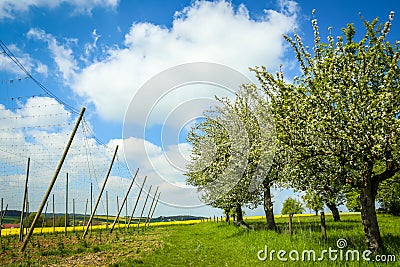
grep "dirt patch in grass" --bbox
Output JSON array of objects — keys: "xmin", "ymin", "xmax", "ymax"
[{"xmin": 0, "ymin": 227, "xmax": 170, "ymax": 266}]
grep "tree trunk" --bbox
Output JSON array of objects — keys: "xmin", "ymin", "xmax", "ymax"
[
  {"xmin": 326, "ymin": 202, "xmax": 341, "ymax": 222},
  {"xmin": 225, "ymin": 209, "xmax": 230, "ymax": 224},
  {"xmin": 315, "ymin": 210, "xmax": 318, "ymax": 216},
  {"xmin": 235, "ymin": 204, "xmax": 249, "ymax": 229},
  {"xmin": 360, "ymin": 171, "xmax": 383, "ymax": 253},
  {"xmin": 263, "ymin": 183, "xmax": 277, "ymax": 231},
  {"xmin": 236, "ymin": 204, "xmax": 243, "ymax": 222}
]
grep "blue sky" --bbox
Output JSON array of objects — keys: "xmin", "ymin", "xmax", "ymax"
[{"xmin": 0, "ymin": 0, "xmax": 399, "ymax": 217}]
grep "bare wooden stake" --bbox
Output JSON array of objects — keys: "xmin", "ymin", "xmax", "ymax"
[
  {"xmin": 127, "ymin": 176, "xmax": 147, "ymax": 228},
  {"xmin": 90, "ymin": 182, "xmax": 93, "ymax": 234},
  {"xmin": 25, "ymin": 200, "xmax": 29, "ymax": 235},
  {"xmin": 109, "ymin": 168, "xmax": 139, "ymax": 234},
  {"xmin": 125, "ymin": 197, "xmax": 128, "ymax": 230},
  {"xmin": 65, "ymin": 173, "xmax": 68, "ymax": 235},
  {"xmin": 52, "ymin": 194, "xmax": 55, "ymax": 234},
  {"xmin": 21, "ymin": 107, "xmax": 85, "ymax": 252},
  {"xmin": 40, "ymin": 202, "xmax": 48, "ymax": 234},
  {"xmin": 0, "ymin": 198, "xmax": 3, "ymax": 240},
  {"xmin": 19, "ymin": 157, "xmax": 30, "ymax": 242},
  {"xmin": 83, "ymin": 145, "xmax": 119, "ymax": 238},
  {"xmin": 321, "ymin": 211, "xmax": 327, "ymax": 242},
  {"xmin": 137, "ymin": 185, "xmax": 152, "ymax": 229},
  {"xmin": 289, "ymin": 213, "xmax": 293, "ymax": 237},
  {"xmin": 144, "ymin": 186, "xmax": 159, "ymax": 227},
  {"xmin": 116, "ymin": 196, "xmax": 120, "ymax": 229},
  {"xmin": 73, "ymin": 198, "xmax": 75, "ymax": 233},
  {"xmin": 146, "ymin": 192, "xmax": 161, "ymax": 228},
  {"xmin": 106, "ymin": 191, "xmax": 109, "ymax": 231},
  {"xmin": 83, "ymin": 199, "xmax": 88, "ymax": 231}
]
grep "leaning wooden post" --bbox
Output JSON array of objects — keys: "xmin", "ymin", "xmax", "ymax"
[
  {"xmin": 137, "ymin": 185, "xmax": 152, "ymax": 229},
  {"xmin": 21, "ymin": 107, "xmax": 85, "ymax": 252},
  {"xmin": 321, "ymin": 211, "xmax": 327, "ymax": 242},
  {"xmin": 146, "ymin": 192, "xmax": 161, "ymax": 227},
  {"xmin": 19, "ymin": 157, "xmax": 30, "ymax": 242},
  {"xmin": 288, "ymin": 213, "xmax": 293, "ymax": 237},
  {"xmin": 82, "ymin": 146, "xmax": 118, "ymax": 238},
  {"xmin": 65, "ymin": 173, "xmax": 68, "ymax": 235},
  {"xmin": 144, "ymin": 186, "xmax": 159, "ymax": 227},
  {"xmin": 108, "ymin": 168, "xmax": 139, "ymax": 234},
  {"xmin": 127, "ymin": 176, "xmax": 147, "ymax": 228}
]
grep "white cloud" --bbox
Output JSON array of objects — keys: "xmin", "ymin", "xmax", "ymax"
[
  {"xmin": 0, "ymin": 97, "xmax": 132, "ymax": 214},
  {"xmin": 0, "ymin": 0, "xmax": 119, "ymax": 19},
  {"xmin": 0, "ymin": 43, "xmax": 48, "ymax": 77},
  {"xmin": 72, "ymin": 0, "xmax": 299, "ymax": 122},
  {"xmin": 27, "ymin": 28, "xmax": 78, "ymax": 82}
]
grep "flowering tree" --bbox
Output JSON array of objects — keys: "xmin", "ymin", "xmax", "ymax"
[{"xmin": 253, "ymin": 13, "xmax": 400, "ymax": 252}]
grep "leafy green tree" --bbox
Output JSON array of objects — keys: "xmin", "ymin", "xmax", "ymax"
[
  {"xmin": 345, "ymin": 189, "xmax": 361, "ymax": 212},
  {"xmin": 377, "ymin": 174, "xmax": 400, "ymax": 216},
  {"xmin": 186, "ymin": 92, "xmax": 261, "ymax": 227},
  {"xmin": 281, "ymin": 197, "xmax": 305, "ymax": 215},
  {"xmin": 302, "ymin": 190, "xmax": 324, "ymax": 215},
  {"xmin": 283, "ymin": 156, "xmax": 345, "ymax": 221},
  {"xmin": 253, "ymin": 13, "xmax": 400, "ymax": 252},
  {"xmin": 24, "ymin": 212, "xmax": 44, "ymax": 228}
]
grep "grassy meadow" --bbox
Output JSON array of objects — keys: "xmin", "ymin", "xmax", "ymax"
[{"xmin": 0, "ymin": 213, "xmax": 398, "ymax": 266}]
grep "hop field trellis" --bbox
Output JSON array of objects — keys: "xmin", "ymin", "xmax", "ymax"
[{"xmin": 0, "ymin": 41, "xmax": 158, "ymax": 242}]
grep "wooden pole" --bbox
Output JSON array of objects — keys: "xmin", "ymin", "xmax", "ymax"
[
  {"xmin": 116, "ymin": 196, "xmax": 120, "ymax": 229},
  {"xmin": 146, "ymin": 192, "xmax": 161, "ymax": 228},
  {"xmin": 21, "ymin": 107, "xmax": 85, "ymax": 252},
  {"xmin": 144, "ymin": 186, "xmax": 159, "ymax": 227},
  {"xmin": 127, "ymin": 176, "xmax": 147, "ymax": 228},
  {"xmin": 125, "ymin": 197, "xmax": 128, "ymax": 230},
  {"xmin": 321, "ymin": 211, "xmax": 327, "ymax": 242},
  {"xmin": 137, "ymin": 185, "xmax": 152, "ymax": 229},
  {"xmin": 82, "ymin": 146, "xmax": 119, "ymax": 238},
  {"xmin": 90, "ymin": 182, "xmax": 93, "ymax": 233},
  {"xmin": 83, "ymin": 199, "xmax": 88, "ymax": 231},
  {"xmin": 73, "ymin": 198, "xmax": 75, "ymax": 233},
  {"xmin": 25, "ymin": 200, "xmax": 29, "ymax": 235},
  {"xmin": 289, "ymin": 213, "xmax": 293, "ymax": 237},
  {"xmin": 106, "ymin": 191, "xmax": 109, "ymax": 231},
  {"xmin": 65, "ymin": 173, "xmax": 68, "ymax": 235},
  {"xmin": 0, "ymin": 198, "xmax": 3, "ymax": 239},
  {"xmin": 40, "ymin": 202, "xmax": 48, "ymax": 234},
  {"xmin": 109, "ymin": 168, "xmax": 139, "ymax": 234},
  {"xmin": 52, "ymin": 194, "xmax": 55, "ymax": 233},
  {"xmin": 19, "ymin": 157, "xmax": 30, "ymax": 242}
]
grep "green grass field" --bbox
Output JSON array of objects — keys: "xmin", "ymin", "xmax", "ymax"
[{"xmin": 0, "ymin": 213, "xmax": 398, "ymax": 266}]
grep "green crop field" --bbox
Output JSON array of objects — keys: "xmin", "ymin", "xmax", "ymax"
[{"xmin": 0, "ymin": 213, "xmax": 398, "ymax": 266}]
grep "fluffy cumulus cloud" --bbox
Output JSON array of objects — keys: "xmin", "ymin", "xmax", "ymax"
[
  {"xmin": 0, "ymin": 0, "xmax": 118, "ymax": 19},
  {"xmin": 72, "ymin": 0, "xmax": 299, "ymax": 122},
  {"xmin": 0, "ymin": 44, "xmax": 48, "ymax": 77},
  {"xmin": 27, "ymin": 29, "xmax": 78, "ymax": 82},
  {"xmin": 0, "ymin": 97, "xmax": 132, "ymax": 214}
]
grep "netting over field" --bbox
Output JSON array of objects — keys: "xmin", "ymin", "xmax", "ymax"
[{"xmin": 0, "ymin": 41, "xmax": 147, "ymax": 220}]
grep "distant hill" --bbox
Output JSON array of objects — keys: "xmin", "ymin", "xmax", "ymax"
[{"xmin": 153, "ymin": 215, "xmax": 205, "ymax": 222}]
